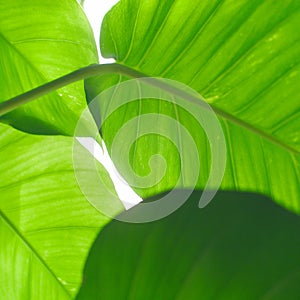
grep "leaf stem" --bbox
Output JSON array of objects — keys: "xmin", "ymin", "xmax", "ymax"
[
  {"xmin": 0, "ymin": 63, "xmax": 298, "ymax": 156},
  {"xmin": 0, "ymin": 63, "xmax": 146, "ymax": 116}
]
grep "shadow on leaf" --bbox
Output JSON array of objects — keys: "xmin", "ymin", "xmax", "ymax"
[{"xmin": 77, "ymin": 190, "xmax": 300, "ymax": 300}]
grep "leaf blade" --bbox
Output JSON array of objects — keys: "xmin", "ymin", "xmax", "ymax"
[
  {"xmin": 88, "ymin": 0, "xmax": 300, "ymax": 212},
  {"xmin": 0, "ymin": 123, "xmax": 122, "ymax": 298},
  {"xmin": 0, "ymin": 0, "xmax": 98, "ymax": 135}
]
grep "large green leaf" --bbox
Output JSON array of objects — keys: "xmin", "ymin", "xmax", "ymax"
[
  {"xmin": 85, "ymin": 0, "xmax": 300, "ymax": 213},
  {"xmin": 0, "ymin": 0, "xmax": 98, "ymax": 135},
  {"xmin": 77, "ymin": 190, "xmax": 300, "ymax": 300},
  {"xmin": 0, "ymin": 123, "xmax": 123, "ymax": 299}
]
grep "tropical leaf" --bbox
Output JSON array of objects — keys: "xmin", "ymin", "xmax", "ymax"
[
  {"xmin": 77, "ymin": 190, "xmax": 300, "ymax": 300},
  {"xmin": 0, "ymin": 123, "xmax": 123, "ymax": 299},
  {"xmin": 0, "ymin": 0, "xmax": 98, "ymax": 135},
  {"xmin": 85, "ymin": 0, "xmax": 300, "ymax": 212}
]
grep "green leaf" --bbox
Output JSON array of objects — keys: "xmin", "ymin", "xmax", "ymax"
[
  {"xmin": 0, "ymin": 123, "xmax": 123, "ymax": 299},
  {"xmin": 85, "ymin": 0, "xmax": 300, "ymax": 212},
  {"xmin": 77, "ymin": 190, "xmax": 300, "ymax": 300},
  {"xmin": 0, "ymin": 0, "xmax": 98, "ymax": 135}
]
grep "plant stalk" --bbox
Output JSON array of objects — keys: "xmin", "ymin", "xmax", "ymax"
[
  {"xmin": 0, "ymin": 63, "xmax": 146, "ymax": 116},
  {"xmin": 0, "ymin": 63, "xmax": 298, "ymax": 155}
]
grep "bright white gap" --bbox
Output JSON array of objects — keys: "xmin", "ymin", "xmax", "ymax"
[
  {"xmin": 76, "ymin": 138, "xmax": 142, "ymax": 210},
  {"xmin": 83, "ymin": 0, "xmax": 119, "ymax": 62},
  {"xmin": 79, "ymin": 0, "xmax": 142, "ymax": 209}
]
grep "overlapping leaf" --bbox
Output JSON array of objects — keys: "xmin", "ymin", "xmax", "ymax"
[
  {"xmin": 77, "ymin": 190, "xmax": 300, "ymax": 300},
  {"xmin": 0, "ymin": 123, "xmax": 123, "ymax": 299},
  {"xmin": 85, "ymin": 0, "xmax": 300, "ymax": 212},
  {"xmin": 0, "ymin": 0, "xmax": 98, "ymax": 135}
]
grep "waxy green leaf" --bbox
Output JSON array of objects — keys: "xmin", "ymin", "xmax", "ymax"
[
  {"xmin": 86, "ymin": 0, "xmax": 300, "ymax": 212},
  {"xmin": 0, "ymin": 123, "xmax": 122, "ymax": 299},
  {"xmin": 0, "ymin": 0, "xmax": 98, "ymax": 135}
]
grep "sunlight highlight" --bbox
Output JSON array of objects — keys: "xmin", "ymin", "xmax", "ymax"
[
  {"xmin": 83, "ymin": 0, "xmax": 119, "ymax": 62},
  {"xmin": 80, "ymin": 0, "xmax": 142, "ymax": 209}
]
